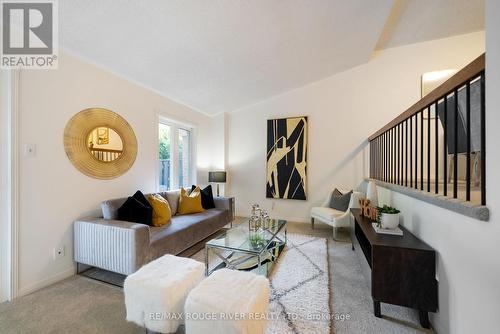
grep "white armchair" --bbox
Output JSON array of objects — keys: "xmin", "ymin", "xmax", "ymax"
[{"xmin": 310, "ymin": 190, "xmax": 364, "ymax": 240}]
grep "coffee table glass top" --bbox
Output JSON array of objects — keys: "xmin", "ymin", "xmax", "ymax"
[{"xmin": 206, "ymin": 219, "xmax": 287, "ymax": 254}]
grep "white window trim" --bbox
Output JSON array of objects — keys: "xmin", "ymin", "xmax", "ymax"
[{"xmin": 157, "ymin": 114, "xmax": 197, "ymax": 191}]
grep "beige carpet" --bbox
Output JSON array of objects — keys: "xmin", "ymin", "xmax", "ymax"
[
  {"xmin": 0, "ymin": 274, "xmax": 142, "ymax": 334},
  {"xmin": 192, "ymin": 233, "xmax": 331, "ymax": 334},
  {"xmin": 0, "ymin": 221, "xmax": 434, "ymax": 334}
]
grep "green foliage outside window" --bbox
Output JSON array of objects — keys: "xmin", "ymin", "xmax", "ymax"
[{"xmin": 159, "ymin": 126, "xmax": 170, "ymax": 160}]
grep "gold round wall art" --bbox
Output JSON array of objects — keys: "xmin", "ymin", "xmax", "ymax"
[{"xmin": 64, "ymin": 108, "xmax": 137, "ymax": 179}]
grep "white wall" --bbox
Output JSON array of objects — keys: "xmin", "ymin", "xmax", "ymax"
[
  {"xmin": 0, "ymin": 71, "xmax": 11, "ymax": 302},
  {"xmin": 376, "ymin": 2, "xmax": 499, "ymax": 333},
  {"xmin": 227, "ymin": 31, "xmax": 488, "ymax": 333},
  {"xmin": 210, "ymin": 113, "xmax": 227, "ymax": 170},
  {"xmin": 16, "ymin": 51, "xmax": 214, "ymax": 296},
  {"xmin": 208, "ymin": 113, "xmax": 228, "ymax": 195},
  {"xmin": 227, "ymin": 31, "xmax": 485, "ymax": 221}
]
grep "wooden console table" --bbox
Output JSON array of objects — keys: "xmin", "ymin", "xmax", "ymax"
[{"xmin": 350, "ymin": 208, "xmax": 438, "ymax": 328}]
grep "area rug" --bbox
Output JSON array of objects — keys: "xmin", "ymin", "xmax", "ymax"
[{"xmin": 192, "ymin": 233, "xmax": 331, "ymax": 334}]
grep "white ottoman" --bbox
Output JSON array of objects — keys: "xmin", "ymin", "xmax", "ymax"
[
  {"xmin": 124, "ymin": 254, "xmax": 205, "ymax": 333},
  {"xmin": 185, "ymin": 269, "xmax": 270, "ymax": 334}
]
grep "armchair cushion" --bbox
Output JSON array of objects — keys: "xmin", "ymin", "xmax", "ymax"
[
  {"xmin": 329, "ymin": 189, "xmax": 352, "ymax": 211},
  {"xmin": 311, "ymin": 206, "xmax": 345, "ymax": 222}
]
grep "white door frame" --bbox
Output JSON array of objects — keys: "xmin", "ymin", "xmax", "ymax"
[{"xmin": 0, "ymin": 69, "xmax": 20, "ymax": 302}]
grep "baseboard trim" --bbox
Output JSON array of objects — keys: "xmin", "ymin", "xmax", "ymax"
[{"xmin": 18, "ymin": 267, "xmax": 75, "ymax": 297}]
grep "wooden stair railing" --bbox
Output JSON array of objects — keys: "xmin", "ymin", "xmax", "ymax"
[{"xmin": 90, "ymin": 147, "xmax": 123, "ymax": 162}]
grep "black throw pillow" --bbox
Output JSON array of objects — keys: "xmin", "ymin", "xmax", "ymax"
[
  {"xmin": 132, "ymin": 190, "xmax": 152, "ymax": 209},
  {"xmin": 117, "ymin": 196, "xmax": 153, "ymax": 225},
  {"xmin": 132, "ymin": 190, "xmax": 153, "ymax": 225},
  {"xmin": 192, "ymin": 185, "xmax": 216, "ymax": 209},
  {"xmin": 329, "ymin": 188, "xmax": 353, "ymax": 212}
]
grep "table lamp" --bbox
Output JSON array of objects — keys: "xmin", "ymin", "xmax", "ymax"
[{"xmin": 208, "ymin": 171, "xmax": 226, "ymax": 197}]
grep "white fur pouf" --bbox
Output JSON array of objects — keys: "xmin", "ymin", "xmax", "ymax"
[
  {"xmin": 185, "ymin": 269, "xmax": 270, "ymax": 334},
  {"xmin": 124, "ymin": 254, "xmax": 205, "ymax": 333}
]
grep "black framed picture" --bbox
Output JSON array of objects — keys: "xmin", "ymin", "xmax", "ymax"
[{"xmin": 266, "ymin": 116, "xmax": 308, "ymax": 200}]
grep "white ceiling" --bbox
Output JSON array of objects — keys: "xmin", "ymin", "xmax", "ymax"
[
  {"xmin": 60, "ymin": 0, "xmax": 394, "ymax": 115},
  {"xmin": 375, "ymin": 0, "xmax": 484, "ymax": 50},
  {"xmin": 59, "ymin": 0, "xmax": 484, "ymax": 116}
]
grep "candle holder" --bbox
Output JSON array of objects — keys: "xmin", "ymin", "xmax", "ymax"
[
  {"xmin": 249, "ymin": 214, "xmax": 261, "ymax": 232},
  {"xmin": 260, "ymin": 210, "xmax": 270, "ymax": 230},
  {"xmin": 251, "ymin": 203, "xmax": 261, "ymax": 216}
]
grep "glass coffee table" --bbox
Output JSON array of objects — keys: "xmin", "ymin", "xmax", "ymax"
[{"xmin": 205, "ymin": 219, "xmax": 287, "ymax": 277}]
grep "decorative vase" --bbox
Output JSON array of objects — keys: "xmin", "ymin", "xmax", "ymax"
[
  {"xmin": 366, "ymin": 180, "xmax": 378, "ymax": 207},
  {"xmin": 249, "ymin": 215, "xmax": 260, "ymax": 231},
  {"xmin": 380, "ymin": 213, "xmax": 400, "ymax": 229},
  {"xmin": 260, "ymin": 209, "xmax": 270, "ymax": 229},
  {"xmin": 262, "ymin": 215, "xmax": 270, "ymax": 229},
  {"xmin": 251, "ymin": 204, "xmax": 261, "ymax": 216}
]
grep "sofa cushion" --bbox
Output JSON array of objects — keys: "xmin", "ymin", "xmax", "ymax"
[
  {"xmin": 149, "ymin": 209, "xmax": 227, "ymax": 258},
  {"xmin": 133, "ymin": 190, "xmax": 152, "ymax": 210},
  {"xmin": 147, "ymin": 194, "xmax": 172, "ymax": 227},
  {"xmin": 101, "ymin": 197, "xmax": 127, "ymax": 219},
  {"xmin": 160, "ymin": 190, "xmax": 181, "ymax": 215},
  {"xmin": 127, "ymin": 191, "xmax": 153, "ymax": 225},
  {"xmin": 118, "ymin": 197, "xmax": 153, "ymax": 226},
  {"xmin": 192, "ymin": 185, "xmax": 216, "ymax": 209},
  {"xmin": 177, "ymin": 187, "xmax": 204, "ymax": 215}
]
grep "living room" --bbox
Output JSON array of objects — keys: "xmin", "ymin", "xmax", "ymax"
[{"xmin": 1, "ymin": 1, "xmax": 499, "ymax": 334}]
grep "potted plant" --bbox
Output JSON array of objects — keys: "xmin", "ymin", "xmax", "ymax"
[
  {"xmin": 249, "ymin": 233, "xmax": 265, "ymax": 249},
  {"xmin": 376, "ymin": 205, "xmax": 401, "ymax": 229}
]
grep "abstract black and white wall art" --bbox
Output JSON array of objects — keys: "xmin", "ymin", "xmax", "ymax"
[{"xmin": 266, "ymin": 116, "xmax": 308, "ymax": 200}]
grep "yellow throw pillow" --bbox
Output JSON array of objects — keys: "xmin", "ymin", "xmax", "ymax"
[
  {"xmin": 146, "ymin": 194, "xmax": 172, "ymax": 227},
  {"xmin": 177, "ymin": 187, "xmax": 204, "ymax": 215}
]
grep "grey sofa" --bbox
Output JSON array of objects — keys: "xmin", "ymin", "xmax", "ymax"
[{"xmin": 74, "ymin": 190, "xmax": 234, "ymax": 275}]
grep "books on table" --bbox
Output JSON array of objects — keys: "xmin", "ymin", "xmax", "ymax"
[{"xmin": 372, "ymin": 223, "xmax": 403, "ymax": 236}]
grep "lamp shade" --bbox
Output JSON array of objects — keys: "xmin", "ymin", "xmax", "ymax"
[
  {"xmin": 366, "ymin": 180, "xmax": 378, "ymax": 207},
  {"xmin": 209, "ymin": 171, "xmax": 226, "ymax": 183}
]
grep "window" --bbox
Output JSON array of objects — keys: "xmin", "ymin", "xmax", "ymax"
[
  {"xmin": 158, "ymin": 119, "xmax": 194, "ymax": 191},
  {"xmin": 178, "ymin": 128, "xmax": 191, "ymax": 188},
  {"xmin": 159, "ymin": 123, "xmax": 171, "ymax": 191}
]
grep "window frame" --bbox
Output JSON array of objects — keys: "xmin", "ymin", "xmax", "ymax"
[
  {"xmin": 157, "ymin": 115, "xmax": 196, "ymax": 191},
  {"xmin": 176, "ymin": 126, "xmax": 193, "ymax": 189}
]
